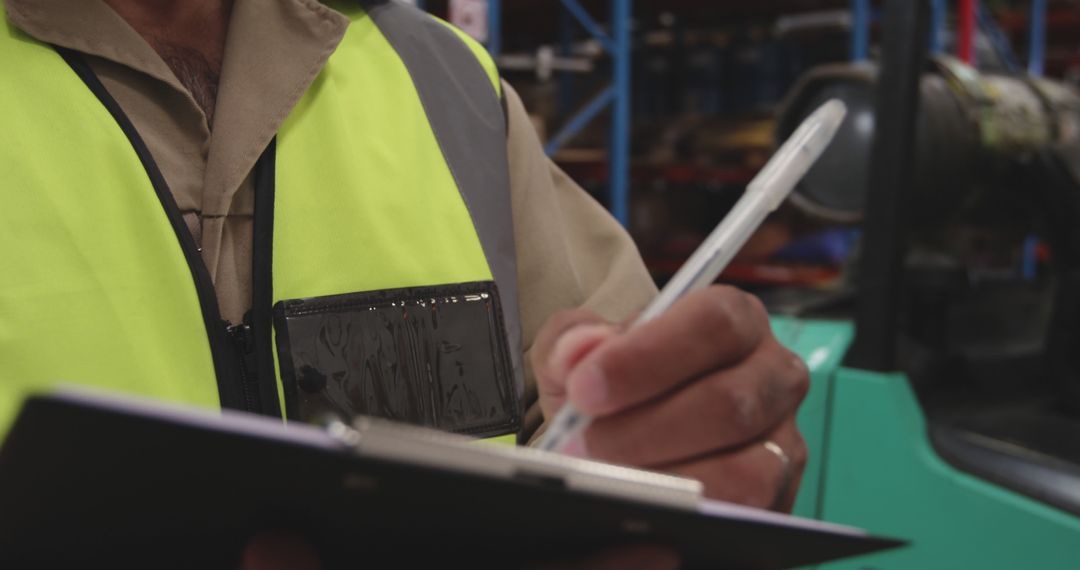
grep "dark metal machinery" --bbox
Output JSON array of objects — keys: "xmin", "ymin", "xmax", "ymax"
[
  {"xmin": 844, "ymin": 0, "xmax": 931, "ymax": 371},
  {"xmin": 776, "ymin": 4, "xmax": 1080, "ymax": 377},
  {"xmin": 775, "ymin": 0, "xmax": 1080, "ymax": 515}
]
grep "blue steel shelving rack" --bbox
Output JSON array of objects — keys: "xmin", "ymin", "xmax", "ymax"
[
  {"xmin": 1028, "ymin": 0, "xmax": 1047, "ymax": 76},
  {"xmin": 422, "ymin": 0, "xmax": 634, "ymax": 226},
  {"xmin": 422, "ymin": 1, "xmax": 1050, "ymax": 223},
  {"xmin": 540, "ymin": 0, "xmax": 632, "ymax": 226},
  {"xmin": 853, "ymin": 0, "xmax": 1048, "ymax": 74}
]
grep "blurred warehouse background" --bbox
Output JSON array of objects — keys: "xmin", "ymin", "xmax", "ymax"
[{"xmin": 404, "ymin": 3, "xmax": 1080, "ymax": 564}]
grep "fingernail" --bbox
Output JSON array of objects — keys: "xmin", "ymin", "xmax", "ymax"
[
  {"xmin": 568, "ymin": 363, "xmax": 608, "ymax": 414},
  {"xmin": 559, "ymin": 432, "xmax": 589, "ymax": 458}
]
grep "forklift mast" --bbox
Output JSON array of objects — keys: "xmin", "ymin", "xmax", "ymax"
[{"xmin": 846, "ymin": 0, "xmax": 931, "ymax": 371}]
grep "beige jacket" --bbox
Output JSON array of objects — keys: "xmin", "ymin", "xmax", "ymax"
[{"xmin": 4, "ymin": 0, "xmax": 657, "ymax": 439}]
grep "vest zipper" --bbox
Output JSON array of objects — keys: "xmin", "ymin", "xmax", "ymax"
[
  {"xmin": 226, "ymin": 316, "xmax": 262, "ymax": 413},
  {"xmin": 250, "ymin": 139, "xmax": 285, "ymax": 418},
  {"xmin": 55, "ymin": 47, "xmax": 270, "ymax": 415}
]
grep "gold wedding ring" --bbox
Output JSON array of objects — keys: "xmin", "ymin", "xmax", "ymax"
[{"xmin": 764, "ymin": 440, "xmax": 794, "ymax": 511}]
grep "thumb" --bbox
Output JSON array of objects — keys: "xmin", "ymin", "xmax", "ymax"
[{"xmin": 530, "ymin": 309, "xmax": 618, "ymax": 421}]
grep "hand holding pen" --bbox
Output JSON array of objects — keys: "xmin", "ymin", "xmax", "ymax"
[{"xmin": 530, "ymin": 100, "xmax": 848, "ymax": 510}]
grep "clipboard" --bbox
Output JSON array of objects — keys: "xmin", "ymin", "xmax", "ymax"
[{"xmin": 0, "ymin": 389, "xmax": 904, "ymax": 568}]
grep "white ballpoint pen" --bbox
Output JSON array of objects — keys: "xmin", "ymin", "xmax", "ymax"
[{"xmin": 535, "ymin": 99, "xmax": 848, "ymax": 454}]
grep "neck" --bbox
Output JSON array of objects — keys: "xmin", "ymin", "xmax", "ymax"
[
  {"xmin": 103, "ymin": 0, "xmax": 235, "ymax": 126},
  {"xmin": 103, "ymin": 0, "xmax": 227, "ymax": 30}
]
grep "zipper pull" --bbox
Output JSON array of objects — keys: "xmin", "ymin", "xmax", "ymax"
[{"xmin": 226, "ymin": 319, "xmax": 253, "ymax": 354}]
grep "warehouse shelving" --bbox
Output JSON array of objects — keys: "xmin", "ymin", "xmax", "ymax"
[
  {"xmin": 415, "ymin": 0, "xmax": 1070, "ymax": 240},
  {"xmin": 414, "ymin": 0, "xmax": 634, "ymax": 226}
]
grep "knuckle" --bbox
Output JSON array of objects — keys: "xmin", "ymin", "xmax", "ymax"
[
  {"xmin": 787, "ymin": 351, "xmax": 811, "ymax": 401},
  {"xmin": 695, "ymin": 288, "xmax": 737, "ymax": 334},
  {"xmin": 720, "ymin": 286, "xmax": 769, "ymax": 342},
  {"xmin": 728, "ymin": 286, "xmax": 769, "ymax": 329},
  {"xmin": 748, "ymin": 343, "xmax": 809, "ymax": 416},
  {"xmin": 766, "ymin": 342, "xmax": 810, "ymax": 402},
  {"xmin": 691, "ymin": 287, "xmax": 768, "ymax": 349},
  {"xmin": 713, "ymin": 381, "xmax": 760, "ymax": 434},
  {"xmin": 740, "ymin": 289, "xmax": 770, "ymax": 324}
]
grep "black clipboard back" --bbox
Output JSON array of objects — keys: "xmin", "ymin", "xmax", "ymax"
[{"xmin": 0, "ymin": 390, "xmax": 905, "ymax": 568}]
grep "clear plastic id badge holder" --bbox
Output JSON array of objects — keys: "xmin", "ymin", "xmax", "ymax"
[{"xmin": 273, "ymin": 282, "xmax": 521, "ymax": 439}]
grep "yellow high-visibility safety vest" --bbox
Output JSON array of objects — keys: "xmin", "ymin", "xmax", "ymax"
[{"xmin": 0, "ymin": 0, "xmax": 524, "ymax": 444}]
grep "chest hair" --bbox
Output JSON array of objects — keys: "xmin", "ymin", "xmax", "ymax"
[{"xmin": 151, "ymin": 37, "xmax": 222, "ymax": 127}]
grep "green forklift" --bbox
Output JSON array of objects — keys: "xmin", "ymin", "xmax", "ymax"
[{"xmin": 766, "ymin": 0, "xmax": 1080, "ymax": 566}]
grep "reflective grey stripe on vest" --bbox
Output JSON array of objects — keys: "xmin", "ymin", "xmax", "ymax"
[{"xmin": 363, "ymin": 0, "xmax": 525, "ymax": 408}]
